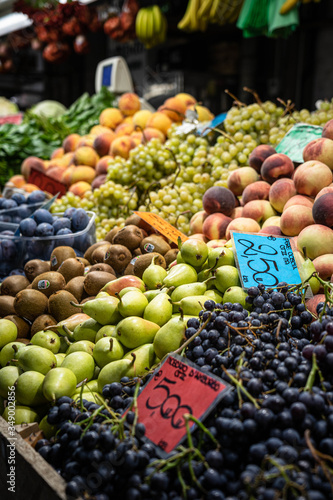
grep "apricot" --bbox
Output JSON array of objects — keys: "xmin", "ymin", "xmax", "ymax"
[
  {"xmin": 68, "ymin": 181, "xmax": 92, "ymax": 197},
  {"xmin": 114, "ymin": 123, "xmax": 135, "ymax": 137},
  {"xmin": 90, "ymin": 125, "xmax": 112, "ymax": 135},
  {"xmin": 46, "ymin": 166, "xmax": 65, "ymax": 182},
  {"xmin": 21, "ymin": 156, "xmax": 45, "ymax": 180},
  {"xmin": 73, "ymin": 147, "xmax": 99, "ymax": 168},
  {"xmin": 142, "ymin": 128, "xmax": 165, "ymax": 143},
  {"xmin": 22, "ymin": 183, "xmax": 40, "ymax": 193},
  {"xmin": 132, "ymin": 110, "xmax": 153, "ymax": 130},
  {"xmin": 62, "ymin": 133, "xmax": 81, "ymax": 153},
  {"xmin": 51, "ymin": 147, "xmax": 64, "ymax": 159},
  {"xmin": 158, "ymin": 97, "xmax": 187, "ymax": 122},
  {"xmin": 99, "ymin": 108, "xmax": 123, "ymax": 129},
  {"xmin": 175, "ymin": 93, "xmax": 197, "ymax": 107},
  {"xmin": 93, "ymin": 132, "xmax": 116, "ymax": 157},
  {"xmin": 61, "ymin": 166, "xmax": 76, "ymax": 186},
  {"xmin": 146, "ymin": 112, "xmax": 172, "ymax": 136},
  {"xmin": 70, "ymin": 166, "xmax": 96, "ymax": 185},
  {"xmin": 8, "ymin": 175, "xmax": 26, "ymax": 188},
  {"xmin": 118, "ymin": 93, "xmax": 141, "ymax": 116},
  {"xmin": 96, "ymin": 156, "xmax": 112, "ymax": 176}
]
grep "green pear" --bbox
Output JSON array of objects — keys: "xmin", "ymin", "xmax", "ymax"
[
  {"xmin": 39, "ymin": 415, "xmax": 57, "ymax": 439},
  {"xmin": 73, "ymin": 297, "xmax": 121, "ymax": 325},
  {"xmin": 204, "ymin": 289, "xmax": 224, "ymax": 303},
  {"xmin": 61, "ymin": 351, "xmax": 95, "ymax": 383},
  {"xmin": 42, "ymin": 367, "xmax": 77, "ymax": 402},
  {"xmin": 115, "ymin": 317, "xmax": 160, "ymax": 349},
  {"xmin": 197, "ymin": 268, "xmax": 214, "ymax": 283},
  {"xmin": 95, "ymin": 325, "xmax": 117, "ymax": 343},
  {"xmin": 93, "ymin": 365, "xmax": 100, "ymax": 379},
  {"xmin": 215, "ymin": 265, "xmax": 240, "ymax": 293},
  {"xmin": 143, "ymin": 293, "xmax": 173, "ymax": 326},
  {"xmin": 59, "ymin": 336, "xmax": 70, "ymax": 353},
  {"xmin": 142, "ymin": 256, "xmax": 168, "ymax": 289},
  {"xmin": 46, "ymin": 313, "xmax": 90, "ymax": 337},
  {"xmin": 16, "ymin": 371, "xmax": 47, "ymax": 406},
  {"xmin": 123, "ymin": 344, "xmax": 155, "ymax": 378},
  {"xmin": 66, "ymin": 340, "xmax": 95, "ymax": 356},
  {"xmin": 0, "ymin": 365, "xmax": 20, "ymax": 398},
  {"xmin": 72, "ymin": 379, "xmax": 99, "ymax": 395},
  {"xmin": 223, "ymin": 286, "xmax": 248, "ymax": 309},
  {"xmin": 176, "ymin": 252, "xmax": 185, "ymax": 264},
  {"xmin": 170, "ymin": 280, "xmax": 212, "ymax": 302},
  {"xmin": 73, "ymin": 319, "xmax": 102, "ymax": 342},
  {"xmin": 118, "ymin": 290, "xmax": 148, "ymax": 318},
  {"xmin": 55, "ymin": 353, "xmax": 66, "ymax": 366},
  {"xmin": 73, "ymin": 392, "xmax": 105, "ymax": 405},
  {"xmin": 118, "ymin": 286, "xmax": 144, "ymax": 298},
  {"xmin": 2, "ymin": 405, "xmax": 40, "ymax": 424},
  {"xmin": 95, "ymin": 291, "xmax": 110, "ymax": 299},
  {"xmin": 298, "ymin": 254, "xmax": 321, "ymax": 294},
  {"xmin": 30, "ymin": 330, "xmax": 61, "ymax": 354},
  {"xmin": 180, "ymin": 239, "xmax": 208, "ymax": 268},
  {"xmin": 208, "ymin": 247, "xmax": 235, "ymax": 269},
  {"xmin": 144, "ymin": 289, "xmax": 167, "ymax": 302},
  {"xmin": 93, "ymin": 337, "xmax": 124, "ymax": 368},
  {"xmin": 17, "ymin": 346, "xmax": 57, "ymax": 375},
  {"xmin": 153, "ymin": 316, "xmax": 188, "ymax": 360},
  {"xmin": 173, "ymin": 295, "xmax": 212, "ymax": 316},
  {"xmin": 0, "ymin": 341, "xmax": 25, "ymax": 367},
  {"xmin": 98, "ymin": 358, "xmax": 135, "ymax": 392},
  {"xmin": 0, "ymin": 318, "xmax": 17, "ymax": 349},
  {"xmin": 163, "ymin": 263, "xmax": 197, "ymax": 288}
]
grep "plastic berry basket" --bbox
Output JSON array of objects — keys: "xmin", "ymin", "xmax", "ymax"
[{"xmin": 0, "ymin": 202, "xmax": 46, "ymax": 224}]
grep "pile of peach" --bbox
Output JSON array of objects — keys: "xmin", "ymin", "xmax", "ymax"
[
  {"xmin": 189, "ymin": 119, "xmax": 333, "ymax": 282},
  {"xmin": 7, "ymin": 92, "xmax": 214, "ymax": 198}
]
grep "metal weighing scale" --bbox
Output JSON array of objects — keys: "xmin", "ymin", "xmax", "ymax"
[{"xmin": 95, "ymin": 56, "xmax": 155, "ymax": 111}]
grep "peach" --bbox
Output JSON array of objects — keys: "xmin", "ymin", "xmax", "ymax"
[
  {"xmin": 242, "ymin": 200, "xmax": 277, "ymax": 224},
  {"xmin": 8, "ymin": 175, "xmax": 25, "ymax": 188},
  {"xmin": 96, "ymin": 156, "xmax": 112, "ymax": 176},
  {"xmin": 297, "ymin": 224, "xmax": 333, "ymax": 259},
  {"xmin": 99, "ymin": 108, "xmax": 123, "ymax": 129},
  {"xmin": 230, "ymin": 206, "xmax": 243, "ymax": 219},
  {"xmin": 73, "ymin": 146, "xmax": 99, "ymax": 168},
  {"xmin": 21, "ymin": 156, "xmax": 45, "ymax": 180},
  {"xmin": 131, "ymin": 131, "xmax": 144, "ymax": 145},
  {"xmin": 61, "ymin": 166, "xmax": 76, "ymax": 186},
  {"xmin": 46, "ymin": 166, "xmax": 66, "ymax": 182},
  {"xmin": 241, "ymin": 181, "xmax": 270, "ymax": 205},
  {"xmin": 248, "ymin": 144, "xmax": 276, "ymax": 172},
  {"xmin": 114, "ymin": 123, "xmax": 135, "ymax": 137},
  {"xmin": 123, "ymin": 116, "xmax": 133, "ymax": 124},
  {"xmin": 78, "ymin": 134, "xmax": 97, "ymax": 149},
  {"xmin": 68, "ymin": 181, "xmax": 91, "ymax": 197},
  {"xmin": 280, "ymin": 205, "xmax": 314, "ymax": 237},
  {"xmin": 306, "ymin": 295, "xmax": 325, "ymax": 316},
  {"xmin": 259, "ymin": 226, "xmax": 282, "ymax": 236},
  {"xmin": 202, "ymin": 186, "xmax": 236, "ymax": 216},
  {"xmin": 269, "ymin": 178, "xmax": 297, "ymax": 213},
  {"xmin": 90, "ymin": 125, "xmax": 112, "ymax": 135},
  {"xmin": 189, "ymin": 210, "xmax": 209, "ymax": 234},
  {"xmin": 93, "ymin": 132, "xmax": 116, "ymax": 157},
  {"xmin": 322, "ymin": 119, "xmax": 333, "ymax": 140},
  {"xmin": 146, "ymin": 112, "xmax": 173, "ymax": 136},
  {"xmin": 312, "ymin": 192, "xmax": 333, "ymax": 227},
  {"xmin": 118, "ymin": 93, "xmax": 141, "ymax": 116},
  {"xmin": 315, "ymin": 186, "xmax": 333, "ymax": 201},
  {"xmin": 207, "ymin": 239, "xmax": 227, "ymax": 248},
  {"xmin": 60, "ymin": 152, "xmax": 75, "ymax": 168},
  {"xmin": 158, "ymin": 97, "xmax": 187, "ymax": 122},
  {"xmin": 227, "ymin": 167, "xmax": 259, "ymax": 196},
  {"xmin": 188, "ymin": 233, "xmax": 208, "ymax": 242},
  {"xmin": 283, "ymin": 195, "xmax": 314, "ymax": 211},
  {"xmin": 62, "ymin": 133, "xmax": 81, "ymax": 152},
  {"xmin": 22, "ymin": 183, "xmax": 39, "ymax": 193},
  {"xmin": 261, "ymin": 216, "xmax": 281, "ymax": 229},
  {"xmin": 110, "ymin": 136, "xmax": 137, "ymax": 160},
  {"xmin": 132, "ymin": 110, "xmax": 153, "ymax": 130},
  {"xmin": 202, "ymin": 213, "xmax": 232, "ymax": 240},
  {"xmin": 70, "ymin": 166, "xmax": 96, "ymax": 185},
  {"xmin": 303, "ymin": 137, "xmax": 333, "ymax": 169},
  {"xmin": 293, "ymin": 160, "xmax": 333, "ymax": 197},
  {"xmin": 175, "ymin": 93, "xmax": 197, "ymax": 108},
  {"xmin": 51, "ymin": 147, "xmax": 64, "ymax": 159},
  {"xmin": 142, "ymin": 128, "xmax": 166, "ymax": 143},
  {"xmin": 91, "ymin": 174, "xmax": 106, "ymax": 190},
  {"xmin": 313, "ymin": 254, "xmax": 333, "ymax": 280},
  {"xmin": 261, "ymin": 153, "xmax": 295, "ymax": 184},
  {"xmin": 225, "ymin": 217, "xmax": 261, "ymax": 240}
]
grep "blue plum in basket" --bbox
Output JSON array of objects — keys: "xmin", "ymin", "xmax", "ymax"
[
  {"xmin": 11, "ymin": 193, "xmax": 26, "ymax": 205},
  {"xmin": 2, "ymin": 199, "xmax": 17, "ymax": 210},
  {"xmin": 17, "ymin": 204, "xmax": 32, "ymax": 220},
  {"xmin": 33, "ymin": 209, "xmax": 53, "ymax": 225},
  {"xmin": 56, "ymin": 228, "xmax": 74, "ymax": 247},
  {"xmin": 26, "ymin": 240, "xmax": 44, "ymax": 260},
  {"xmin": 20, "ymin": 218, "xmax": 37, "ymax": 237},
  {"xmin": 53, "ymin": 217, "xmax": 71, "ymax": 233},
  {"xmin": 13, "ymin": 217, "xmax": 21, "ymax": 224},
  {"xmin": 40, "ymin": 241, "xmax": 54, "ymax": 260},
  {"xmin": 74, "ymin": 233, "xmax": 91, "ymax": 253},
  {"xmin": 0, "ymin": 215, "xmax": 11, "ymax": 222},
  {"xmin": 71, "ymin": 208, "xmax": 89, "ymax": 232},
  {"xmin": 35, "ymin": 223, "xmax": 54, "ymax": 237},
  {"xmin": 1, "ymin": 240, "xmax": 17, "ymax": 261},
  {"xmin": 64, "ymin": 207, "xmax": 76, "ymax": 219},
  {"xmin": 27, "ymin": 190, "xmax": 46, "ymax": 205}
]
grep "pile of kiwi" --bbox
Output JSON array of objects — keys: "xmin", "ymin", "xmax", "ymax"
[{"xmin": 0, "ymin": 214, "xmax": 179, "ymax": 340}]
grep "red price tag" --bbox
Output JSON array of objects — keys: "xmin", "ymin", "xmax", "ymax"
[
  {"xmin": 135, "ymin": 354, "xmax": 229, "ymax": 454},
  {"xmin": 28, "ymin": 168, "xmax": 67, "ymax": 196}
]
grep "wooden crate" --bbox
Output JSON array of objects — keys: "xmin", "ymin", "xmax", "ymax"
[{"xmin": 0, "ymin": 416, "xmax": 67, "ymax": 500}]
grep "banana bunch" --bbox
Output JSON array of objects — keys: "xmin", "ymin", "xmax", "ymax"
[
  {"xmin": 178, "ymin": 0, "xmax": 244, "ymax": 32},
  {"xmin": 280, "ymin": 0, "xmax": 321, "ymax": 15},
  {"xmin": 135, "ymin": 5, "xmax": 167, "ymax": 49}
]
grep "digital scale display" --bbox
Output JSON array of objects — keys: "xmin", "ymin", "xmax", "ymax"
[{"xmin": 102, "ymin": 65, "xmax": 113, "ymax": 87}]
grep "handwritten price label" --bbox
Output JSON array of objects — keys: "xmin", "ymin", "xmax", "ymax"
[
  {"xmin": 134, "ymin": 211, "xmax": 188, "ymax": 244},
  {"xmin": 28, "ymin": 169, "xmax": 67, "ymax": 196},
  {"xmin": 231, "ymin": 231, "xmax": 302, "ymax": 289},
  {"xmin": 135, "ymin": 354, "xmax": 229, "ymax": 454}
]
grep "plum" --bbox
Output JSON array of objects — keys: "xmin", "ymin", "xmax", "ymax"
[
  {"xmin": 27, "ymin": 190, "xmax": 46, "ymax": 205},
  {"xmin": 2, "ymin": 240, "xmax": 17, "ymax": 261},
  {"xmin": 11, "ymin": 193, "xmax": 26, "ymax": 205},
  {"xmin": 71, "ymin": 208, "xmax": 90, "ymax": 232},
  {"xmin": 19, "ymin": 218, "xmax": 37, "ymax": 237},
  {"xmin": 33, "ymin": 209, "xmax": 53, "ymax": 225},
  {"xmin": 52, "ymin": 217, "xmax": 71, "ymax": 233},
  {"xmin": 35, "ymin": 223, "xmax": 54, "ymax": 237},
  {"xmin": 2, "ymin": 199, "xmax": 17, "ymax": 210},
  {"xmin": 64, "ymin": 207, "xmax": 77, "ymax": 219},
  {"xmin": 17, "ymin": 204, "xmax": 32, "ymax": 220},
  {"xmin": 56, "ymin": 228, "xmax": 74, "ymax": 247}
]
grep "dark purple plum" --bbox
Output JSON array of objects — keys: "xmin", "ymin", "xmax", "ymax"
[
  {"xmin": 1, "ymin": 240, "xmax": 17, "ymax": 261},
  {"xmin": 2, "ymin": 199, "xmax": 17, "ymax": 210},
  {"xmin": 17, "ymin": 204, "xmax": 32, "ymax": 220},
  {"xmin": 64, "ymin": 207, "xmax": 77, "ymax": 219},
  {"xmin": 33, "ymin": 209, "xmax": 53, "ymax": 225},
  {"xmin": 0, "ymin": 215, "xmax": 11, "ymax": 222},
  {"xmin": 11, "ymin": 193, "xmax": 26, "ymax": 205},
  {"xmin": 53, "ymin": 217, "xmax": 71, "ymax": 233},
  {"xmin": 27, "ymin": 190, "xmax": 46, "ymax": 205},
  {"xmin": 56, "ymin": 228, "xmax": 74, "ymax": 247},
  {"xmin": 35, "ymin": 223, "xmax": 54, "ymax": 237},
  {"xmin": 71, "ymin": 209, "xmax": 90, "ymax": 232},
  {"xmin": 19, "ymin": 218, "xmax": 37, "ymax": 237}
]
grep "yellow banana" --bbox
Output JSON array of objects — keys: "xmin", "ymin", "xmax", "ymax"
[
  {"xmin": 209, "ymin": 0, "xmax": 224, "ymax": 23},
  {"xmin": 145, "ymin": 7, "xmax": 154, "ymax": 42},
  {"xmin": 139, "ymin": 9, "xmax": 148, "ymax": 42},
  {"xmin": 151, "ymin": 5, "xmax": 163, "ymax": 35},
  {"xmin": 178, "ymin": 0, "xmax": 195, "ymax": 31},
  {"xmin": 197, "ymin": 0, "xmax": 214, "ymax": 20},
  {"xmin": 280, "ymin": 0, "xmax": 298, "ymax": 14},
  {"xmin": 135, "ymin": 9, "xmax": 145, "ymax": 38},
  {"xmin": 190, "ymin": 0, "xmax": 201, "ymax": 31}
]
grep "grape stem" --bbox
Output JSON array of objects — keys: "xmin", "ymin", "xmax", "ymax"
[
  {"xmin": 305, "ymin": 429, "xmax": 333, "ymax": 495},
  {"xmin": 225, "ymin": 89, "xmax": 245, "ymax": 107},
  {"xmin": 266, "ymin": 457, "xmax": 306, "ymax": 498},
  {"xmin": 304, "ymin": 353, "xmax": 326, "ymax": 392},
  {"xmin": 243, "ymin": 87, "xmax": 262, "ymax": 106},
  {"xmin": 184, "ymin": 413, "xmax": 220, "ymax": 448},
  {"xmin": 221, "ymin": 366, "xmax": 260, "ymax": 409}
]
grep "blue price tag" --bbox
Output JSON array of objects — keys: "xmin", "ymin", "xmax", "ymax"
[{"xmin": 231, "ymin": 232, "xmax": 302, "ymax": 289}]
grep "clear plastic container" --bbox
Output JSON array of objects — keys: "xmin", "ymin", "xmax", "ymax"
[
  {"xmin": 0, "ymin": 211, "xmax": 96, "ymax": 277},
  {"xmin": 0, "ymin": 202, "xmax": 46, "ymax": 223}
]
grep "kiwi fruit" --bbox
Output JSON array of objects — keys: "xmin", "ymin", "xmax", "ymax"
[
  {"xmin": 16, "ymin": 338, "xmax": 30, "ymax": 345},
  {"xmin": 84, "ymin": 271, "xmax": 116, "ymax": 296},
  {"xmin": 50, "ymin": 246, "xmax": 76, "ymax": 271},
  {"xmin": 91, "ymin": 243, "xmax": 112, "ymax": 264},
  {"xmin": 124, "ymin": 213, "xmax": 152, "ymax": 233},
  {"xmin": 112, "ymin": 225, "xmax": 143, "ymax": 251},
  {"xmin": 0, "ymin": 296, "xmax": 16, "ymax": 317},
  {"xmin": 84, "ymin": 241, "xmax": 110, "ymax": 263},
  {"xmin": 77, "ymin": 257, "xmax": 90, "ymax": 267},
  {"xmin": 164, "ymin": 249, "xmax": 179, "ymax": 267},
  {"xmin": 133, "ymin": 252, "xmax": 166, "ymax": 279},
  {"xmin": 104, "ymin": 227, "xmax": 121, "ymax": 243},
  {"xmin": 140, "ymin": 235, "xmax": 171, "ymax": 256},
  {"xmin": 14, "ymin": 289, "xmax": 49, "ymax": 321},
  {"xmin": 1, "ymin": 275, "xmax": 30, "ymax": 297},
  {"xmin": 4, "ymin": 315, "xmax": 31, "ymax": 338},
  {"xmin": 104, "ymin": 244, "xmax": 132, "ymax": 274},
  {"xmin": 88, "ymin": 263, "xmax": 115, "ymax": 275},
  {"xmin": 30, "ymin": 314, "xmax": 57, "ymax": 337},
  {"xmin": 65, "ymin": 276, "xmax": 86, "ymax": 302},
  {"xmin": 124, "ymin": 261, "xmax": 135, "ymax": 275},
  {"xmin": 81, "ymin": 296, "xmax": 96, "ymax": 305},
  {"xmin": 31, "ymin": 271, "xmax": 66, "ymax": 298},
  {"xmin": 48, "ymin": 290, "xmax": 79, "ymax": 322},
  {"xmin": 24, "ymin": 259, "xmax": 50, "ymax": 282},
  {"xmin": 132, "ymin": 248, "xmax": 142, "ymax": 257},
  {"xmin": 58, "ymin": 258, "xmax": 85, "ymax": 283}
]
